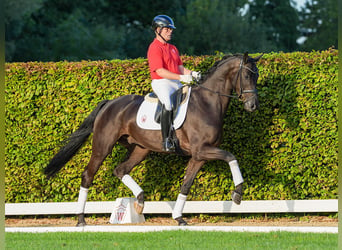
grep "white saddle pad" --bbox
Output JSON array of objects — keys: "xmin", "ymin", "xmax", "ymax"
[{"xmin": 136, "ymin": 87, "xmax": 191, "ymax": 130}]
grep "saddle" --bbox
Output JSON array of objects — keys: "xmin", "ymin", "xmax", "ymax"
[
  {"xmin": 145, "ymin": 85, "xmax": 190, "ymax": 124},
  {"xmin": 136, "ymin": 86, "xmax": 191, "ymax": 131}
]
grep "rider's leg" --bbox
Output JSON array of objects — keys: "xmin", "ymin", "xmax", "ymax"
[
  {"xmin": 152, "ymin": 79, "xmax": 182, "ymax": 151},
  {"xmin": 160, "ymin": 105, "xmax": 174, "ymax": 151}
]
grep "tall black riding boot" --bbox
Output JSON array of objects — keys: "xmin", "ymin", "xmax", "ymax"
[{"xmin": 161, "ymin": 107, "xmax": 175, "ymax": 152}]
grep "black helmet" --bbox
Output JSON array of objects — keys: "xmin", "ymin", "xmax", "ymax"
[{"xmin": 151, "ymin": 15, "xmax": 176, "ymax": 30}]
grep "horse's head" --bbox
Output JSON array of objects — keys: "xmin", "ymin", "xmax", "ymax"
[
  {"xmin": 198, "ymin": 52, "xmax": 262, "ymax": 112},
  {"xmin": 233, "ymin": 52, "xmax": 262, "ymax": 112}
]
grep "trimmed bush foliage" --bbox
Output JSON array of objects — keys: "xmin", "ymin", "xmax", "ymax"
[{"xmin": 5, "ymin": 50, "xmax": 337, "ymax": 203}]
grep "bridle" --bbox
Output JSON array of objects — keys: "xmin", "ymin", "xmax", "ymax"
[
  {"xmin": 196, "ymin": 58, "xmax": 258, "ymax": 102},
  {"xmin": 236, "ymin": 59, "xmax": 258, "ymax": 99}
]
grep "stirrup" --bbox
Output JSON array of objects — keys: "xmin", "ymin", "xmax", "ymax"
[{"xmin": 163, "ymin": 138, "xmax": 175, "ymax": 152}]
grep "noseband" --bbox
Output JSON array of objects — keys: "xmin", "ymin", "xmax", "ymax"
[{"xmin": 197, "ymin": 58, "xmax": 258, "ymax": 102}]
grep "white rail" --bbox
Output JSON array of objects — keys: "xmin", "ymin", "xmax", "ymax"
[{"xmin": 5, "ymin": 199, "xmax": 337, "ymax": 216}]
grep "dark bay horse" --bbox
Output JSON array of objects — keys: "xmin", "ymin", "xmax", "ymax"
[{"xmin": 45, "ymin": 52, "xmax": 262, "ymax": 226}]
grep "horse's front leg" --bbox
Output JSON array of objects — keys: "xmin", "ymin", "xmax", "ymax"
[
  {"xmin": 173, "ymin": 158, "xmax": 205, "ymax": 226},
  {"xmin": 197, "ymin": 146, "xmax": 244, "ymax": 205},
  {"xmin": 229, "ymin": 160, "xmax": 243, "ymax": 204}
]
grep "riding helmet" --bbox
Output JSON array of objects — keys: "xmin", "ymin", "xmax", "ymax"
[{"xmin": 151, "ymin": 15, "xmax": 176, "ymax": 30}]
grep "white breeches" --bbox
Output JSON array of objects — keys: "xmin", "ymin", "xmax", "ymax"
[{"xmin": 151, "ymin": 79, "xmax": 183, "ymax": 111}]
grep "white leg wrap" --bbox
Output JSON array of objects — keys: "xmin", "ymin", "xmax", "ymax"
[
  {"xmin": 229, "ymin": 160, "xmax": 244, "ymax": 186},
  {"xmin": 122, "ymin": 174, "xmax": 143, "ymax": 197},
  {"xmin": 76, "ymin": 186, "xmax": 88, "ymax": 214},
  {"xmin": 172, "ymin": 194, "xmax": 187, "ymax": 219}
]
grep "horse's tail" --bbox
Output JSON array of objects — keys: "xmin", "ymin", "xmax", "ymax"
[{"xmin": 44, "ymin": 100, "xmax": 110, "ymax": 178}]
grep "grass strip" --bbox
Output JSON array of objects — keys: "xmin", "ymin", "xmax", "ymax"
[{"xmin": 6, "ymin": 231, "xmax": 337, "ymax": 249}]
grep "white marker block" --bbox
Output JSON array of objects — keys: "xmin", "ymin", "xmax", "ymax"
[{"xmin": 109, "ymin": 198, "xmax": 145, "ymax": 224}]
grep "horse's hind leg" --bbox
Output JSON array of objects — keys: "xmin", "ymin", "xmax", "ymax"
[
  {"xmin": 76, "ymin": 131, "xmax": 117, "ymax": 226},
  {"xmin": 113, "ymin": 145, "xmax": 150, "ymax": 214},
  {"xmin": 173, "ymin": 158, "xmax": 205, "ymax": 226},
  {"xmin": 76, "ymin": 152, "xmax": 112, "ymax": 226}
]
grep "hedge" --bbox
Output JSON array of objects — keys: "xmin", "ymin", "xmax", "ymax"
[{"xmin": 5, "ymin": 49, "xmax": 337, "ymax": 203}]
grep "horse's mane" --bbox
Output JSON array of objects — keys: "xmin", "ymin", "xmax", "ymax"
[{"xmin": 197, "ymin": 54, "xmax": 244, "ymax": 84}]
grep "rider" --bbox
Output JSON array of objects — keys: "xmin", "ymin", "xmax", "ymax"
[{"xmin": 147, "ymin": 14, "xmax": 200, "ymax": 152}]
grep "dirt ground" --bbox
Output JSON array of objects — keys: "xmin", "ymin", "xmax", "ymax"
[{"xmin": 5, "ymin": 215, "xmax": 338, "ymax": 227}]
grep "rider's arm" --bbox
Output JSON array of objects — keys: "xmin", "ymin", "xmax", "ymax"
[
  {"xmin": 178, "ymin": 65, "xmax": 192, "ymax": 75},
  {"xmin": 154, "ymin": 65, "xmax": 192, "ymax": 80},
  {"xmin": 155, "ymin": 68, "xmax": 183, "ymax": 80}
]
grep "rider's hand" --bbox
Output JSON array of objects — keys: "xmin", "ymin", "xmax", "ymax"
[
  {"xmin": 179, "ymin": 74, "xmax": 193, "ymax": 83},
  {"xmin": 191, "ymin": 71, "xmax": 201, "ymax": 81}
]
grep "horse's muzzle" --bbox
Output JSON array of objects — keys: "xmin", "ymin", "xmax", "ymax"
[{"xmin": 243, "ymin": 95, "xmax": 259, "ymax": 112}]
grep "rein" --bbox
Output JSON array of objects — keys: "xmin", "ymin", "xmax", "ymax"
[
  {"xmin": 196, "ymin": 84, "xmax": 238, "ymax": 98},
  {"xmin": 195, "ymin": 58, "xmax": 258, "ymax": 100}
]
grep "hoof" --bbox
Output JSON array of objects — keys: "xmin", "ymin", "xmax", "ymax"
[
  {"xmin": 134, "ymin": 200, "xmax": 144, "ymax": 214},
  {"xmin": 76, "ymin": 214, "xmax": 86, "ymax": 227},
  {"xmin": 76, "ymin": 222, "xmax": 86, "ymax": 227},
  {"xmin": 175, "ymin": 217, "xmax": 188, "ymax": 226},
  {"xmin": 232, "ymin": 190, "xmax": 242, "ymax": 205},
  {"xmin": 232, "ymin": 183, "xmax": 243, "ymax": 205}
]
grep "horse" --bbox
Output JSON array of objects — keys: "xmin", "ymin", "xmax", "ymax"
[{"xmin": 44, "ymin": 52, "xmax": 262, "ymax": 226}]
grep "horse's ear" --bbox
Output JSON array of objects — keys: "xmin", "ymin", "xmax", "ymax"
[
  {"xmin": 243, "ymin": 52, "xmax": 249, "ymax": 64},
  {"xmin": 253, "ymin": 53, "xmax": 264, "ymax": 62}
]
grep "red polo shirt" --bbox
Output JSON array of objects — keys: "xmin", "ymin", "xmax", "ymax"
[{"xmin": 147, "ymin": 38, "xmax": 183, "ymax": 79}]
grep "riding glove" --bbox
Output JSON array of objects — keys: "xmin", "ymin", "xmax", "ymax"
[
  {"xmin": 191, "ymin": 71, "xmax": 201, "ymax": 81},
  {"xmin": 179, "ymin": 74, "xmax": 193, "ymax": 83}
]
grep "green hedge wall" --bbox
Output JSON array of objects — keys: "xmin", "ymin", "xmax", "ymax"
[{"xmin": 5, "ymin": 50, "xmax": 337, "ymax": 203}]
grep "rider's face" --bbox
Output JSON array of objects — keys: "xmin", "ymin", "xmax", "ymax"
[{"xmin": 157, "ymin": 27, "xmax": 173, "ymax": 41}]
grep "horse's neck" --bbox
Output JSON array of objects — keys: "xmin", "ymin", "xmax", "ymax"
[
  {"xmin": 201, "ymin": 66, "xmax": 234, "ymax": 113},
  {"xmin": 195, "ymin": 81, "xmax": 232, "ymax": 119},
  {"xmin": 203, "ymin": 60, "xmax": 235, "ymax": 95},
  {"xmin": 202, "ymin": 76, "xmax": 228, "ymax": 94}
]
